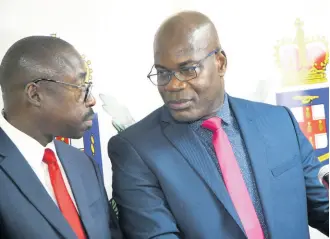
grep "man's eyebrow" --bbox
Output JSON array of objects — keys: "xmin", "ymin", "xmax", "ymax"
[
  {"xmin": 154, "ymin": 60, "xmax": 198, "ymax": 71},
  {"xmin": 154, "ymin": 64, "xmax": 169, "ymax": 70},
  {"xmin": 178, "ymin": 59, "xmax": 198, "ymax": 68}
]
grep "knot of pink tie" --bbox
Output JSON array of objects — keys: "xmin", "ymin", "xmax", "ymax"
[{"xmin": 201, "ymin": 116, "xmax": 222, "ymax": 132}]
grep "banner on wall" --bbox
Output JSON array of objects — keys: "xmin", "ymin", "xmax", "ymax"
[
  {"xmin": 83, "ymin": 113, "xmax": 103, "ymax": 173},
  {"xmin": 276, "ymin": 87, "xmax": 329, "ymax": 164},
  {"xmin": 274, "ymin": 19, "xmax": 329, "ymax": 164}
]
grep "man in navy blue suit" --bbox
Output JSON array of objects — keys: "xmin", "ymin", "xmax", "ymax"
[
  {"xmin": 0, "ymin": 36, "xmax": 122, "ymax": 238},
  {"xmin": 108, "ymin": 11, "xmax": 329, "ymax": 239}
]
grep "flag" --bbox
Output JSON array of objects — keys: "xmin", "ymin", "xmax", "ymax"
[{"xmin": 83, "ymin": 113, "xmax": 103, "ymax": 172}]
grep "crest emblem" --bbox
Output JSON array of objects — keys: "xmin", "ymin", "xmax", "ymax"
[
  {"xmin": 82, "ymin": 55, "xmax": 93, "ymax": 83},
  {"xmin": 290, "ymin": 104, "xmax": 327, "ymax": 150},
  {"xmin": 276, "ymin": 87, "xmax": 329, "ymax": 163},
  {"xmin": 274, "ymin": 19, "xmax": 328, "ymax": 87}
]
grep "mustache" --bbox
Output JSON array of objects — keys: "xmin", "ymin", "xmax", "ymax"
[{"xmin": 83, "ymin": 109, "xmax": 95, "ymax": 121}]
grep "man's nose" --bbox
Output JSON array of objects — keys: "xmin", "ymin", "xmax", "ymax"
[
  {"xmin": 85, "ymin": 93, "xmax": 96, "ymax": 107},
  {"xmin": 165, "ymin": 74, "xmax": 186, "ymax": 92}
]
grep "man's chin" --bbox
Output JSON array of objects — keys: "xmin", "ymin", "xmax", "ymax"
[
  {"xmin": 67, "ymin": 129, "xmax": 87, "ymax": 140},
  {"xmin": 170, "ymin": 109, "xmax": 198, "ymax": 123}
]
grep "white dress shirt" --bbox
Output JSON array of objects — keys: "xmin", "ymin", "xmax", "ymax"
[{"xmin": 0, "ymin": 113, "xmax": 79, "ymax": 212}]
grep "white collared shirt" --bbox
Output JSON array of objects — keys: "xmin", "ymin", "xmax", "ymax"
[{"xmin": 0, "ymin": 113, "xmax": 79, "ymax": 212}]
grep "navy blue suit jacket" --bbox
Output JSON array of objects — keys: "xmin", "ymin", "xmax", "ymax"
[
  {"xmin": 108, "ymin": 96, "xmax": 329, "ymax": 239},
  {"xmin": 0, "ymin": 128, "xmax": 122, "ymax": 239}
]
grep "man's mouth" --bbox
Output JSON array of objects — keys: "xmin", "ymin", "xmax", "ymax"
[
  {"xmin": 84, "ymin": 111, "xmax": 95, "ymax": 121},
  {"xmin": 167, "ymin": 99, "xmax": 192, "ymax": 110}
]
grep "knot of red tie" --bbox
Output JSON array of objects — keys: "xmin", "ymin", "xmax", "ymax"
[
  {"xmin": 43, "ymin": 148, "xmax": 57, "ymax": 165},
  {"xmin": 201, "ymin": 116, "xmax": 222, "ymax": 132}
]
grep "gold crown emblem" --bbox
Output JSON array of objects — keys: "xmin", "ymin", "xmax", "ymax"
[{"xmin": 274, "ymin": 19, "xmax": 329, "ymax": 87}]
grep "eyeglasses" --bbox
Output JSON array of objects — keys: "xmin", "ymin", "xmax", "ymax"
[
  {"xmin": 32, "ymin": 79, "xmax": 93, "ymax": 103},
  {"xmin": 147, "ymin": 47, "xmax": 221, "ymax": 86}
]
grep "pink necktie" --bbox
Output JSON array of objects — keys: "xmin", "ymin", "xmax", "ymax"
[{"xmin": 202, "ymin": 117, "xmax": 264, "ymax": 239}]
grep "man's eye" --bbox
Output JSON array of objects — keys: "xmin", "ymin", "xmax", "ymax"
[{"xmin": 180, "ymin": 67, "xmax": 196, "ymax": 76}]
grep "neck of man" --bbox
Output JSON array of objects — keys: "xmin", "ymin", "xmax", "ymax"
[
  {"xmin": 205, "ymin": 90, "xmax": 225, "ymax": 118},
  {"xmin": 195, "ymin": 97, "xmax": 224, "ymax": 123},
  {"xmin": 4, "ymin": 110, "xmax": 53, "ymax": 147}
]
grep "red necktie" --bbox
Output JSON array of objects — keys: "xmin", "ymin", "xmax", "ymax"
[
  {"xmin": 202, "ymin": 117, "xmax": 264, "ymax": 239},
  {"xmin": 43, "ymin": 148, "xmax": 87, "ymax": 239}
]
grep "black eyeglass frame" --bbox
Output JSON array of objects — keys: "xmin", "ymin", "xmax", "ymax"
[
  {"xmin": 147, "ymin": 47, "xmax": 222, "ymax": 86},
  {"xmin": 31, "ymin": 78, "xmax": 93, "ymax": 103}
]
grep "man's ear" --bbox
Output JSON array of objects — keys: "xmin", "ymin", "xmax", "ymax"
[
  {"xmin": 25, "ymin": 83, "xmax": 42, "ymax": 107},
  {"xmin": 216, "ymin": 51, "xmax": 227, "ymax": 77}
]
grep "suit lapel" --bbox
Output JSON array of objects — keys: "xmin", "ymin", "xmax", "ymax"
[
  {"xmin": 160, "ymin": 107, "xmax": 245, "ymax": 233},
  {"xmin": 55, "ymin": 140, "xmax": 95, "ymax": 238},
  {"xmin": 0, "ymin": 128, "xmax": 76, "ymax": 238},
  {"xmin": 229, "ymin": 97, "xmax": 273, "ymax": 232}
]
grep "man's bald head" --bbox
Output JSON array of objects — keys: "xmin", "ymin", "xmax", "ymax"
[
  {"xmin": 154, "ymin": 11, "xmax": 220, "ymax": 59},
  {"xmin": 0, "ymin": 36, "xmax": 83, "ymax": 92}
]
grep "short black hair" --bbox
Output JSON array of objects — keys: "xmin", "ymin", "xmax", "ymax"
[{"xmin": 0, "ymin": 36, "xmax": 77, "ymax": 92}]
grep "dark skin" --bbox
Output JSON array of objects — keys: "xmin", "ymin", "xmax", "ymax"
[
  {"xmin": 154, "ymin": 11, "xmax": 227, "ymax": 122},
  {"xmin": 1, "ymin": 37, "xmax": 96, "ymax": 146}
]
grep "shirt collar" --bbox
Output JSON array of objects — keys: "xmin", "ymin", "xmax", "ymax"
[{"xmin": 0, "ymin": 110, "xmax": 55, "ymax": 168}]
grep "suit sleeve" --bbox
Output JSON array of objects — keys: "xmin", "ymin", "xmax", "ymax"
[
  {"xmin": 88, "ymin": 155, "xmax": 124, "ymax": 239},
  {"xmin": 108, "ymin": 135, "xmax": 180, "ymax": 239},
  {"xmin": 285, "ymin": 107, "xmax": 329, "ymax": 236}
]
